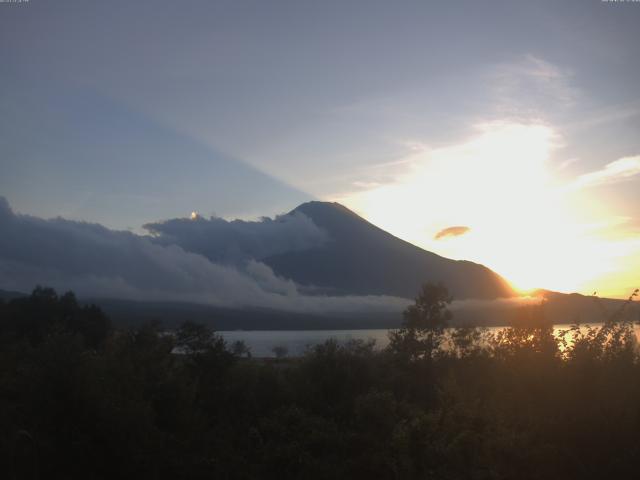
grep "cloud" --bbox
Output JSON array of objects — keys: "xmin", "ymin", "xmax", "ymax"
[
  {"xmin": 434, "ymin": 226, "xmax": 470, "ymax": 240},
  {"xmin": 0, "ymin": 197, "xmax": 408, "ymax": 314},
  {"xmin": 570, "ymin": 155, "xmax": 640, "ymax": 190},
  {"xmin": 143, "ymin": 211, "xmax": 328, "ymax": 263},
  {"xmin": 490, "ymin": 55, "xmax": 577, "ymax": 116}
]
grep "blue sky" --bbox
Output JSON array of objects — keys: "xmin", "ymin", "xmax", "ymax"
[{"xmin": 1, "ymin": 0, "xmax": 639, "ymax": 295}]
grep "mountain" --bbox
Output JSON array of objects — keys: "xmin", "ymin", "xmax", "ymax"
[
  {"xmin": 5, "ymin": 288, "xmax": 636, "ymax": 331},
  {"xmin": 92, "ymin": 292, "xmax": 640, "ymax": 330},
  {"xmin": 0, "ymin": 288, "xmax": 27, "ymax": 301},
  {"xmin": 85, "ymin": 297, "xmax": 401, "ymax": 330},
  {"xmin": 264, "ymin": 201, "xmax": 514, "ymax": 300}
]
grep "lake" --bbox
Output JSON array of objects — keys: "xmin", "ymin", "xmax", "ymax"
[
  {"xmin": 220, "ymin": 329, "xmax": 391, "ymax": 357},
  {"xmin": 219, "ymin": 324, "xmax": 640, "ymax": 358}
]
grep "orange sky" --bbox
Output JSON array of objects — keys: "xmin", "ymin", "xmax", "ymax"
[{"xmin": 339, "ymin": 122, "xmax": 640, "ymax": 298}]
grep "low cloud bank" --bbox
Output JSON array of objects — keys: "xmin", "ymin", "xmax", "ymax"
[
  {"xmin": 144, "ymin": 212, "xmax": 328, "ymax": 263},
  {"xmin": 0, "ymin": 197, "xmax": 408, "ymax": 314}
]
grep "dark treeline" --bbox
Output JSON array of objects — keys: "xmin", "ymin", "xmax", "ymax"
[{"xmin": 1, "ymin": 285, "xmax": 640, "ymax": 479}]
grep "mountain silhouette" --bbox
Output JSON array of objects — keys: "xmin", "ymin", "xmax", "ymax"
[
  {"xmin": 0, "ymin": 288, "xmax": 26, "ymax": 301},
  {"xmin": 264, "ymin": 201, "xmax": 514, "ymax": 300}
]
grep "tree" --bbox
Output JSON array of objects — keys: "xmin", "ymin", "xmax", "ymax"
[
  {"xmin": 388, "ymin": 283, "xmax": 452, "ymax": 361},
  {"xmin": 231, "ymin": 339, "xmax": 252, "ymax": 358},
  {"xmin": 175, "ymin": 320, "xmax": 222, "ymax": 355},
  {"xmin": 0, "ymin": 286, "xmax": 110, "ymax": 348},
  {"xmin": 272, "ymin": 345, "xmax": 289, "ymax": 359}
]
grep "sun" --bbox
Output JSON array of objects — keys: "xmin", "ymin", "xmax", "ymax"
[{"xmin": 339, "ymin": 122, "xmax": 626, "ymax": 296}]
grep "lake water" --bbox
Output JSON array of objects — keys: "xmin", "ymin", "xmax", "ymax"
[
  {"xmin": 218, "ymin": 324, "xmax": 640, "ymax": 357},
  {"xmin": 220, "ymin": 329, "xmax": 391, "ymax": 357},
  {"xmin": 219, "ymin": 324, "xmax": 640, "ymax": 358}
]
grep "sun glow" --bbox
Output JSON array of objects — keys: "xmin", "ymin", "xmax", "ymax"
[{"xmin": 339, "ymin": 122, "xmax": 637, "ymax": 297}]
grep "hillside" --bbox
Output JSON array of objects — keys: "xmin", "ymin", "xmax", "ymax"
[{"xmin": 265, "ymin": 202, "xmax": 514, "ymax": 300}]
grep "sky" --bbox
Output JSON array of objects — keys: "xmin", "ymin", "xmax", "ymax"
[{"xmin": 1, "ymin": 0, "xmax": 639, "ymax": 298}]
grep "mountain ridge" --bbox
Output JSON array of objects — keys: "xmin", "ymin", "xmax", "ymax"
[{"xmin": 264, "ymin": 201, "xmax": 515, "ymax": 300}]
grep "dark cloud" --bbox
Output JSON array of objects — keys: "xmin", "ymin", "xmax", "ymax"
[
  {"xmin": 434, "ymin": 226, "xmax": 470, "ymax": 240},
  {"xmin": 144, "ymin": 212, "xmax": 328, "ymax": 263},
  {"xmin": 0, "ymin": 197, "xmax": 408, "ymax": 313}
]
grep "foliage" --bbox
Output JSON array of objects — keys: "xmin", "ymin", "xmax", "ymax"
[
  {"xmin": 1, "ymin": 285, "xmax": 640, "ymax": 479},
  {"xmin": 388, "ymin": 282, "xmax": 452, "ymax": 361}
]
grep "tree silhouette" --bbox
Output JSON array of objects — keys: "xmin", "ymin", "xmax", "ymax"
[{"xmin": 388, "ymin": 282, "xmax": 452, "ymax": 360}]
